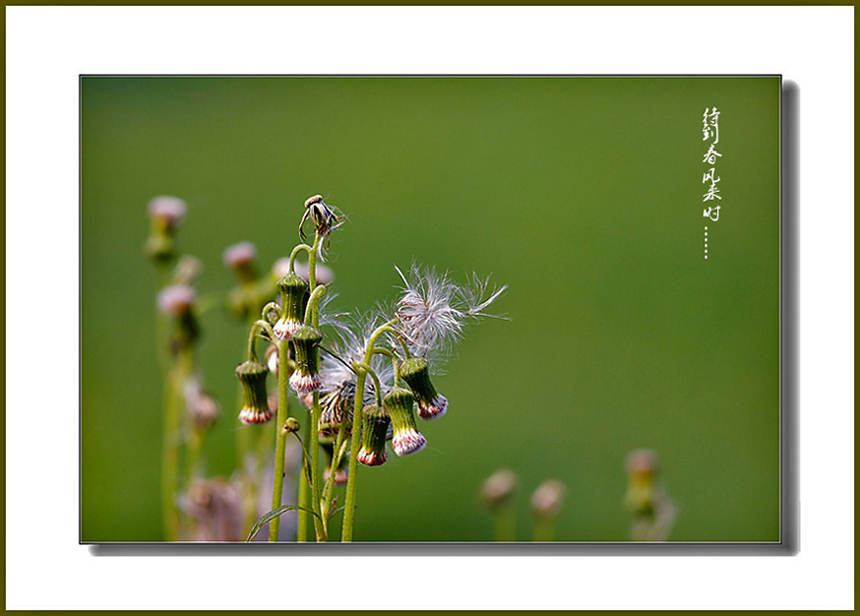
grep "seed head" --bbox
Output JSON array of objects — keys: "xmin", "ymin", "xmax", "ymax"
[{"xmin": 395, "ymin": 264, "xmax": 507, "ymax": 361}]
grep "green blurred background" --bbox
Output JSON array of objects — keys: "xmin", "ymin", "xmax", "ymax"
[{"xmin": 81, "ymin": 76, "xmax": 780, "ymax": 542}]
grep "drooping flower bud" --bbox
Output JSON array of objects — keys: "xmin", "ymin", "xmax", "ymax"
[
  {"xmin": 398, "ymin": 357, "xmax": 447, "ymax": 420},
  {"xmin": 235, "ymin": 358, "xmax": 273, "ymax": 425},
  {"xmin": 384, "ymin": 387, "xmax": 426, "ymax": 457},
  {"xmin": 289, "ymin": 325, "xmax": 322, "ymax": 394},
  {"xmin": 357, "ymin": 404, "xmax": 391, "ymax": 467},
  {"xmin": 273, "ymin": 272, "xmax": 309, "ymax": 341}
]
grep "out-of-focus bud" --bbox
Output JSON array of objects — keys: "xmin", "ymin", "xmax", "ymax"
[
  {"xmin": 625, "ymin": 449, "xmax": 659, "ymax": 518},
  {"xmin": 157, "ymin": 284, "xmax": 199, "ymax": 351},
  {"xmin": 172, "ymin": 255, "xmax": 204, "ymax": 286},
  {"xmin": 181, "ymin": 478, "xmax": 243, "ymax": 542},
  {"xmin": 531, "ymin": 479, "xmax": 566, "ymax": 520},
  {"xmin": 145, "ymin": 196, "xmax": 186, "ymax": 263},
  {"xmin": 481, "ymin": 469, "xmax": 518, "ymax": 509},
  {"xmin": 292, "ymin": 260, "xmax": 335, "ymax": 286},
  {"xmin": 148, "ymin": 196, "xmax": 186, "ymax": 229},
  {"xmin": 189, "ymin": 391, "xmax": 219, "ymax": 430},
  {"xmin": 223, "ymin": 241, "xmax": 258, "ymax": 284},
  {"xmin": 265, "ymin": 344, "xmax": 280, "ymax": 376}
]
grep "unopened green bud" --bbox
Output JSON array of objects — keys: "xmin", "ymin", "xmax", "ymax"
[
  {"xmin": 384, "ymin": 387, "xmax": 426, "ymax": 457},
  {"xmin": 289, "ymin": 325, "xmax": 322, "ymax": 393},
  {"xmin": 273, "ymin": 272, "xmax": 309, "ymax": 341},
  {"xmin": 283, "ymin": 417, "xmax": 301, "ymax": 434},
  {"xmin": 235, "ymin": 358, "xmax": 273, "ymax": 425},
  {"xmin": 357, "ymin": 404, "xmax": 391, "ymax": 467},
  {"xmin": 399, "ymin": 357, "xmax": 447, "ymax": 420}
]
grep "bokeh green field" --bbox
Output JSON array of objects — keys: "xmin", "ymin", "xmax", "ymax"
[{"xmin": 81, "ymin": 76, "xmax": 781, "ymax": 542}]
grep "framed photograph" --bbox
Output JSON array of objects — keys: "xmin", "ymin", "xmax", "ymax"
[{"xmin": 80, "ymin": 75, "xmax": 785, "ymax": 547}]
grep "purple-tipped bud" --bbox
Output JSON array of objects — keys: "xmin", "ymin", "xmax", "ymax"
[
  {"xmin": 384, "ymin": 387, "xmax": 426, "ymax": 457},
  {"xmin": 235, "ymin": 358, "xmax": 273, "ymax": 425},
  {"xmin": 357, "ymin": 404, "xmax": 391, "ymax": 467},
  {"xmin": 288, "ymin": 325, "xmax": 322, "ymax": 394},
  {"xmin": 273, "ymin": 272, "xmax": 309, "ymax": 341},
  {"xmin": 399, "ymin": 357, "xmax": 447, "ymax": 420}
]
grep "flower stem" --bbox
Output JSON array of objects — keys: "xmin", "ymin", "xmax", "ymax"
[
  {"xmin": 161, "ymin": 347, "xmax": 191, "ymax": 541},
  {"xmin": 341, "ymin": 369, "xmax": 367, "ymax": 542},
  {"xmin": 493, "ymin": 505, "xmax": 516, "ymax": 542},
  {"xmin": 309, "ymin": 391, "xmax": 327, "ymax": 541},
  {"xmin": 296, "ymin": 410, "xmax": 311, "ymax": 542},
  {"xmin": 268, "ymin": 338, "xmax": 291, "ymax": 542}
]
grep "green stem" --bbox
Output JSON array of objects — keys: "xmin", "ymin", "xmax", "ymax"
[
  {"xmin": 340, "ymin": 321, "xmax": 405, "ymax": 542},
  {"xmin": 268, "ymin": 338, "xmax": 291, "ymax": 542},
  {"xmin": 341, "ymin": 370, "xmax": 367, "ymax": 542},
  {"xmin": 297, "ymin": 408, "xmax": 311, "ymax": 542},
  {"xmin": 246, "ymin": 320, "xmax": 274, "ymax": 360},
  {"xmin": 321, "ymin": 432, "xmax": 349, "ymax": 521},
  {"xmin": 161, "ymin": 347, "xmax": 192, "ymax": 541},
  {"xmin": 493, "ymin": 505, "xmax": 516, "ymax": 542},
  {"xmin": 533, "ymin": 518, "xmax": 555, "ymax": 542},
  {"xmin": 309, "ymin": 391, "xmax": 326, "ymax": 541},
  {"xmin": 289, "ymin": 244, "xmax": 313, "ymax": 273},
  {"xmin": 304, "ymin": 286, "xmax": 327, "ymax": 326}
]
